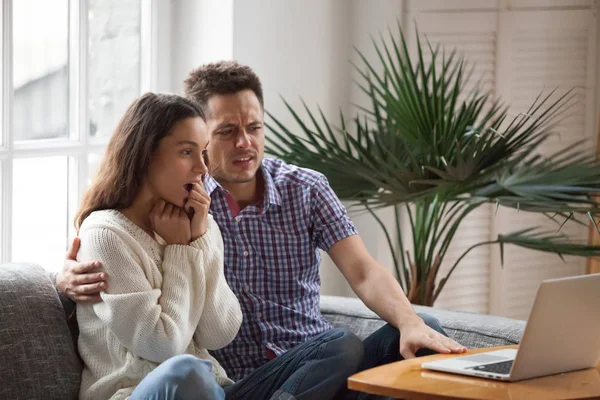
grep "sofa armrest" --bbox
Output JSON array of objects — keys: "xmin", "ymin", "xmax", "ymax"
[{"xmin": 0, "ymin": 263, "xmax": 81, "ymax": 399}]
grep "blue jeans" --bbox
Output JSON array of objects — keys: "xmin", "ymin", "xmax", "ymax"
[
  {"xmin": 224, "ymin": 327, "xmax": 364, "ymax": 400},
  {"xmin": 130, "ymin": 354, "xmax": 225, "ymax": 400},
  {"xmin": 128, "ymin": 314, "xmax": 444, "ymax": 400},
  {"xmin": 338, "ymin": 313, "xmax": 447, "ymax": 400},
  {"xmin": 129, "ymin": 327, "xmax": 362, "ymax": 400}
]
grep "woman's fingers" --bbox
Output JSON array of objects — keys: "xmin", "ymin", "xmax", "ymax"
[
  {"xmin": 186, "ymin": 197, "xmax": 209, "ymax": 214},
  {"xmin": 188, "ymin": 186, "xmax": 211, "ymax": 207}
]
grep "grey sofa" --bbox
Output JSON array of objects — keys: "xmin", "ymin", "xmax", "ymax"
[
  {"xmin": 1, "ymin": 263, "xmax": 526, "ymax": 399},
  {"xmin": 321, "ymin": 295, "xmax": 526, "ymax": 349}
]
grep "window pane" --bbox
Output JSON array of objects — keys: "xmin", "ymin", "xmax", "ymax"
[
  {"xmin": 0, "ymin": 163, "xmax": 2, "ymax": 261},
  {"xmin": 12, "ymin": 157, "xmax": 68, "ymax": 271},
  {"xmin": 88, "ymin": 0, "xmax": 141, "ymax": 138},
  {"xmin": 88, "ymin": 152, "xmax": 104, "ymax": 185},
  {"xmin": 13, "ymin": 0, "xmax": 69, "ymax": 141}
]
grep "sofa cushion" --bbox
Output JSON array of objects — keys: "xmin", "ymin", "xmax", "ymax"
[
  {"xmin": 0, "ymin": 263, "xmax": 81, "ymax": 400},
  {"xmin": 320, "ymin": 295, "xmax": 526, "ymax": 349}
]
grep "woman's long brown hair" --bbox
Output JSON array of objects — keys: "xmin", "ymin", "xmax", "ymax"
[{"xmin": 74, "ymin": 92, "xmax": 204, "ymax": 231}]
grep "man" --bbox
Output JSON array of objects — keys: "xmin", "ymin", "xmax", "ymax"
[{"xmin": 58, "ymin": 61, "xmax": 465, "ymax": 399}]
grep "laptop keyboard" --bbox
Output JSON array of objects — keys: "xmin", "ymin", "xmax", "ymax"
[{"xmin": 467, "ymin": 360, "xmax": 513, "ymax": 375}]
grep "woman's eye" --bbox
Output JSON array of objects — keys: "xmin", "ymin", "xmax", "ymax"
[{"xmin": 182, "ymin": 149, "xmax": 192, "ymax": 156}]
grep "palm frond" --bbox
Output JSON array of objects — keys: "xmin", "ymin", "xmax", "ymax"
[{"xmin": 264, "ymin": 23, "xmax": 600, "ymax": 304}]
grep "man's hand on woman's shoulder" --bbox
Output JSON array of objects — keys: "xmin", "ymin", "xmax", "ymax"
[{"xmin": 56, "ymin": 237, "xmax": 107, "ymax": 303}]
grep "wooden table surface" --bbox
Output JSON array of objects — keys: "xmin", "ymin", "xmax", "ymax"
[{"xmin": 348, "ymin": 345, "xmax": 600, "ymax": 399}]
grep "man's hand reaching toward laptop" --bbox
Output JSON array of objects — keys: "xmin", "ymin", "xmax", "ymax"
[{"xmin": 56, "ymin": 237, "xmax": 107, "ymax": 303}]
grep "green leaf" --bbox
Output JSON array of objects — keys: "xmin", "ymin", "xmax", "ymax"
[{"xmin": 264, "ymin": 23, "xmax": 600, "ymax": 302}]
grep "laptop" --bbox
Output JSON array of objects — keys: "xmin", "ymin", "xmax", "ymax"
[{"xmin": 421, "ymin": 273, "xmax": 600, "ymax": 381}]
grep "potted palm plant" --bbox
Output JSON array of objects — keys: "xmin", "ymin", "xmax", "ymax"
[{"xmin": 265, "ymin": 26, "xmax": 600, "ymax": 306}]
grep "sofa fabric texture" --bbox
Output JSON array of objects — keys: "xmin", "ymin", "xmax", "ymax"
[
  {"xmin": 0, "ymin": 263, "xmax": 81, "ymax": 400},
  {"xmin": 320, "ymin": 295, "xmax": 525, "ymax": 348}
]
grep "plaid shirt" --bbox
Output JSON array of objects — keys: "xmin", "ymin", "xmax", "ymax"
[{"xmin": 204, "ymin": 158, "xmax": 358, "ymax": 381}]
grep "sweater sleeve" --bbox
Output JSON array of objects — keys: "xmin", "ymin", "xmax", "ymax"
[
  {"xmin": 190, "ymin": 217, "xmax": 242, "ymax": 350},
  {"xmin": 78, "ymin": 225, "xmax": 207, "ymax": 363}
]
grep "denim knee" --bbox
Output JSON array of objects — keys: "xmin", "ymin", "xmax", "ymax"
[
  {"xmin": 133, "ymin": 354, "xmax": 224, "ymax": 400},
  {"xmin": 161, "ymin": 354, "xmax": 207, "ymax": 380},
  {"xmin": 376, "ymin": 323, "xmax": 401, "ymax": 341},
  {"xmin": 168, "ymin": 355, "xmax": 223, "ymax": 395},
  {"xmin": 417, "ymin": 313, "xmax": 446, "ymax": 336},
  {"xmin": 331, "ymin": 328, "xmax": 364, "ymax": 374}
]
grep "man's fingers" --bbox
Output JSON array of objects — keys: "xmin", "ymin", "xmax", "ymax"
[
  {"xmin": 65, "ymin": 237, "xmax": 81, "ymax": 260},
  {"xmin": 72, "ymin": 272, "xmax": 107, "ymax": 285},
  {"xmin": 72, "ymin": 281, "xmax": 105, "ymax": 295},
  {"xmin": 401, "ymin": 347, "xmax": 416, "ymax": 359},
  {"xmin": 426, "ymin": 337, "xmax": 452, "ymax": 354},
  {"xmin": 430, "ymin": 330, "xmax": 466, "ymax": 353},
  {"xmin": 442, "ymin": 337, "xmax": 467, "ymax": 353},
  {"xmin": 74, "ymin": 294, "xmax": 103, "ymax": 303},
  {"xmin": 71, "ymin": 261, "xmax": 102, "ymax": 275}
]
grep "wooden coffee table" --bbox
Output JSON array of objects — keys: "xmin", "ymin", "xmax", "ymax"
[{"xmin": 348, "ymin": 345, "xmax": 600, "ymax": 399}]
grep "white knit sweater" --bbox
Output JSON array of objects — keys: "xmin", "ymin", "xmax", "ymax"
[{"xmin": 76, "ymin": 210, "xmax": 242, "ymax": 400}]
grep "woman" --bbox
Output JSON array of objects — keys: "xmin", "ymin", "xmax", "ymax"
[{"xmin": 74, "ymin": 93, "xmax": 242, "ymax": 400}]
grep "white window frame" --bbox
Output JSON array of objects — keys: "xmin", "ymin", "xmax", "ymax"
[{"xmin": 0, "ymin": 0, "xmax": 157, "ymax": 264}]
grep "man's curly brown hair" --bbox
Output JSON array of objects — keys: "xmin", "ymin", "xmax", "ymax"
[{"xmin": 184, "ymin": 61, "xmax": 264, "ymax": 114}]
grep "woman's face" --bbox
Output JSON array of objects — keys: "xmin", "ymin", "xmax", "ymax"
[{"xmin": 146, "ymin": 116, "xmax": 209, "ymax": 208}]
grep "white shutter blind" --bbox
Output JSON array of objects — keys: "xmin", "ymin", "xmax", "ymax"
[
  {"xmin": 407, "ymin": 2, "xmax": 597, "ymax": 317},
  {"xmin": 408, "ymin": 0, "xmax": 498, "ymax": 12},
  {"xmin": 407, "ymin": 11, "xmax": 499, "ymax": 313},
  {"xmin": 490, "ymin": 9, "xmax": 597, "ymax": 319}
]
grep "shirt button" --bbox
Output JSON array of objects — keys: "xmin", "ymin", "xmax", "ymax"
[
  {"xmin": 243, "ymin": 250, "xmax": 249, "ymax": 257},
  {"xmin": 256, "ymin": 312, "xmax": 262, "ymax": 318},
  {"xmin": 244, "ymin": 284, "xmax": 250, "ymax": 291},
  {"xmin": 267, "ymin": 342, "xmax": 273, "ymax": 347},
  {"xmin": 235, "ymin": 217, "xmax": 240, "ymax": 223}
]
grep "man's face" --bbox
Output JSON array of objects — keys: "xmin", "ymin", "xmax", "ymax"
[{"xmin": 205, "ymin": 89, "xmax": 265, "ymax": 185}]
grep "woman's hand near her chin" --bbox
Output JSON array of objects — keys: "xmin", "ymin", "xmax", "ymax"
[
  {"xmin": 185, "ymin": 182, "xmax": 211, "ymax": 241},
  {"xmin": 149, "ymin": 199, "xmax": 191, "ymax": 245}
]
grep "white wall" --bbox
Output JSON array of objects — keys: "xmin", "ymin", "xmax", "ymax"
[
  {"xmin": 162, "ymin": 0, "xmax": 234, "ymax": 94},
  {"xmin": 161, "ymin": 0, "xmax": 406, "ymax": 297},
  {"xmin": 346, "ymin": 1, "xmax": 405, "ymax": 297}
]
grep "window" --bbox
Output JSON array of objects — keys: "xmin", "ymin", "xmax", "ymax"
[{"xmin": 1, "ymin": 0, "xmax": 155, "ymax": 270}]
